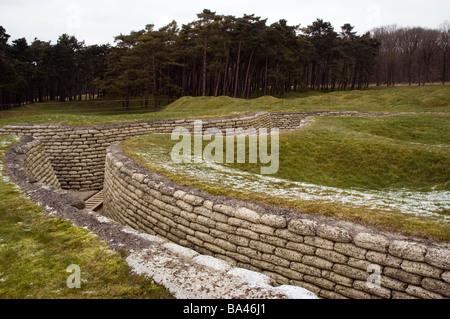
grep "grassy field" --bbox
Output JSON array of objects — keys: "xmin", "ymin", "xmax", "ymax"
[
  {"xmin": 0, "ymin": 85, "xmax": 449, "ymax": 298},
  {"xmin": 0, "ymin": 85, "xmax": 448, "ymax": 126},
  {"xmin": 0, "ymin": 135, "xmax": 173, "ymax": 299}
]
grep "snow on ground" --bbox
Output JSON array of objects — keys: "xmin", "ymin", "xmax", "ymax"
[{"xmin": 136, "ymin": 150, "xmax": 450, "ymax": 222}]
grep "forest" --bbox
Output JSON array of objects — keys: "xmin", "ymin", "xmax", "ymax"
[{"xmin": 0, "ymin": 9, "xmax": 449, "ymax": 109}]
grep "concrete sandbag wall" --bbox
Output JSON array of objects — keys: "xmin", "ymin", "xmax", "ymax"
[{"xmin": 102, "ymin": 142, "xmax": 450, "ymax": 299}]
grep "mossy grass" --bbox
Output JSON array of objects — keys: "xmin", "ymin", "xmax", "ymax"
[{"xmin": 0, "ymin": 135, "xmax": 173, "ymax": 299}]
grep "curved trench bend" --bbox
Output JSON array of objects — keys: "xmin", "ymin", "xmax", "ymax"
[{"xmin": 1, "ymin": 110, "xmax": 450, "ymax": 299}]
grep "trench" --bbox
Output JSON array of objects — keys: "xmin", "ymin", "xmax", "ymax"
[{"xmin": 2, "ymin": 110, "xmax": 449, "ymax": 299}]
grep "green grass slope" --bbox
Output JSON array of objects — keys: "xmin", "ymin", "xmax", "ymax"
[
  {"xmin": 0, "ymin": 135, "xmax": 173, "ymax": 299},
  {"xmin": 0, "ymin": 85, "xmax": 448, "ymax": 126}
]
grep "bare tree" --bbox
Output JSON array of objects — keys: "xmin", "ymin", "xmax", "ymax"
[{"xmin": 438, "ymin": 21, "xmax": 450, "ymax": 84}]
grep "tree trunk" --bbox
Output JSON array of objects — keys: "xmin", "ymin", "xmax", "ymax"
[
  {"xmin": 152, "ymin": 54, "xmax": 159, "ymax": 108},
  {"xmin": 263, "ymin": 55, "xmax": 268, "ymax": 96},
  {"xmin": 234, "ymin": 40, "xmax": 242, "ymax": 98},
  {"xmin": 202, "ymin": 37, "xmax": 207, "ymax": 96},
  {"xmin": 222, "ymin": 49, "xmax": 230, "ymax": 96},
  {"xmin": 243, "ymin": 47, "xmax": 255, "ymax": 98}
]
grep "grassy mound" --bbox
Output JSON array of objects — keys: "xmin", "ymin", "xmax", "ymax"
[{"xmin": 0, "ymin": 85, "xmax": 448, "ymax": 126}]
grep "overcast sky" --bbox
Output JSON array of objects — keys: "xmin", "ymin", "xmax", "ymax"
[{"xmin": 1, "ymin": 0, "xmax": 449, "ymax": 45}]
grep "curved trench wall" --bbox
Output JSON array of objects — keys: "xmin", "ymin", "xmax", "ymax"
[
  {"xmin": 4, "ymin": 135, "xmax": 323, "ymax": 299},
  {"xmin": 0, "ymin": 110, "xmax": 390, "ymax": 191},
  {"xmin": 20, "ymin": 136, "xmax": 61, "ymax": 188},
  {"xmin": 2, "ymin": 110, "xmax": 449, "ymax": 299},
  {"xmin": 103, "ymin": 142, "xmax": 450, "ymax": 299},
  {"xmin": 0, "ymin": 112, "xmax": 272, "ymax": 191}
]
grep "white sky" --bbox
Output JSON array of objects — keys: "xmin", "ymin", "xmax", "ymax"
[{"xmin": 1, "ymin": 0, "xmax": 449, "ymax": 45}]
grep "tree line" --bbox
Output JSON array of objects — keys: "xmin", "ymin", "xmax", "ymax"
[
  {"xmin": 101, "ymin": 10, "xmax": 382, "ymax": 108},
  {"xmin": 1, "ymin": 10, "xmax": 449, "ymax": 110},
  {"xmin": 372, "ymin": 22, "xmax": 450, "ymax": 86},
  {"xmin": 0, "ymin": 26, "xmax": 110, "ymax": 110}
]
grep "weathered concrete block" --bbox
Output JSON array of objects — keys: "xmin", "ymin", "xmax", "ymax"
[
  {"xmin": 366, "ymin": 251, "xmax": 403, "ymax": 268},
  {"xmin": 321, "ymin": 270, "xmax": 353, "ymax": 287},
  {"xmin": 302, "ymin": 255, "xmax": 334, "ymax": 270},
  {"xmin": 380, "ymin": 275, "xmax": 408, "ymax": 292},
  {"xmin": 288, "ymin": 218, "xmax": 317, "ymax": 236},
  {"xmin": 304, "ymin": 236, "xmax": 334, "ymax": 250},
  {"xmin": 332, "ymin": 264, "xmax": 369, "ymax": 281},
  {"xmin": 316, "ymin": 248, "xmax": 348, "ymax": 264},
  {"xmin": 304, "ymin": 275, "xmax": 335, "ymax": 290},
  {"xmin": 235, "ymin": 207, "xmax": 261, "ymax": 223},
  {"xmin": 392, "ymin": 291, "xmax": 419, "ymax": 299},
  {"xmin": 176, "ymin": 200, "xmax": 193, "ymax": 212},
  {"xmin": 290, "ymin": 262, "xmax": 322, "ymax": 277},
  {"xmin": 262, "ymin": 254, "xmax": 290, "ymax": 268},
  {"xmin": 236, "ymin": 227, "xmax": 259, "ymax": 240},
  {"xmin": 334, "ymin": 242, "xmax": 367, "ymax": 259},
  {"xmin": 383, "ymin": 267, "xmax": 422, "ymax": 285},
  {"xmin": 260, "ymin": 214, "xmax": 287, "ymax": 228},
  {"xmin": 316, "ymin": 224, "xmax": 352, "ymax": 243},
  {"xmin": 173, "ymin": 190, "xmax": 186, "ymax": 200},
  {"xmin": 249, "ymin": 240, "xmax": 276, "ymax": 254},
  {"xmin": 389, "ymin": 240, "xmax": 427, "ymax": 262},
  {"xmin": 286, "ymin": 242, "xmax": 316, "ymax": 255},
  {"xmin": 249, "ymin": 223, "xmax": 275, "ymax": 236},
  {"xmin": 259, "ymin": 234, "xmax": 286, "ymax": 248},
  {"xmin": 421, "ymin": 277, "xmax": 450, "ymax": 297},
  {"xmin": 401, "ymin": 260, "xmax": 443, "ymax": 279},
  {"xmin": 274, "ymin": 266, "xmax": 304, "ymax": 281},
  {"xmin": 353, "ymin": 280, "xmax": 391, "ymax": 299},
  {"xmin": 424, "ymin": 248, "xmax": 450, "ymax": 270},
  {"xmin": 183, "ymin": 194, "xmax": 204, "ymax": 206},
  {"xmin": 213, "ymin": 204, "xmax": 235, "ymax": 217},
  {"xmin": 442, "ymin": 271, "xmax": 450, "ymax": 284},
  {"xmin": 354, "ymin": 233, "xmax": 389, "ymax": 253},
  {"xmin": 274, "ymin": 229, "xmax": 304, "ymax": 243},
  {"xmin": 214, "ymin": 238, "xmax": 237, "ymax": 252},
  {"xmin": 335, "ymin": 285, "xmax": 371, "ymax": 299},
  {"xmin": 405, "ymin": 285, "xmax": 444, "ymax": 299},
  {"xmin": 275, "ymin": 247, "xmax": 303, "ymax": 262}
]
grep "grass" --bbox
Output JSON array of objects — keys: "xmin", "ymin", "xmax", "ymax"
[
  {"xmin": 0, "ymin": 85, "xmax": 449, "ymax": 296},
  {"xmin": 0, "ymin": 85, "xmax": 448, "ymax": 126},
  {"xmin": 232, "ymin": 114, "xmax": 450, "ymax": 191},
  {"xmin": 0, "ymin": 135, "xmax": 173, "ymax": 299},
  {"xmin": 122, "ymin": 113, "xmax": 450, "ymax": 241}
]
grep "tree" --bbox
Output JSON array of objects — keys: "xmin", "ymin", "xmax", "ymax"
[
  {"xmin": 438, "ymin": 21, "xmax": 450, "ymax": 84},
  {"xmin": 302, "ymin": 19, "xmax": 339, "ymax": 90}
]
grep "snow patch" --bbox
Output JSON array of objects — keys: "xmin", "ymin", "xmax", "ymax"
[
  {"xmin": 274, "ymin": 285, "xmax": 319, "ymax": 299},
  {"xmin": 227, "ymin": 267, "xmax": 274, "ymax": 289},
  {"xmin": 135, "ymin": 150, "xmax": 450, "ymax": 221},
  {"xmin": 193, "ymin": 255, "xmax": 232, "ymax": 272},
  {"xmin": 163, "ymin": 242, "xmax": 199, "ymax": 259}
]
